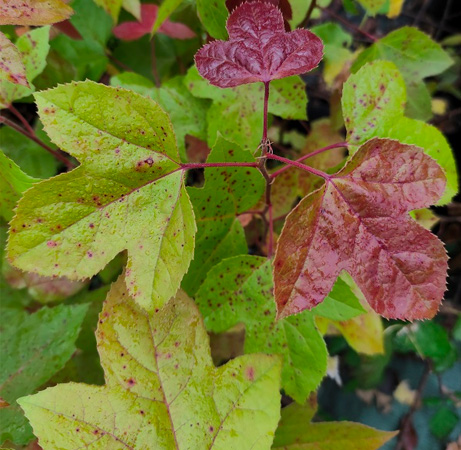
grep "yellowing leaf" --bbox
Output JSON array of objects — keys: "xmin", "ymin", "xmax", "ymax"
[
  {"xmin": 387, "ymin": 0, "xmax": 405, "ymax": 18},
  {"xmin": 19, "ymin": 276, "xmax": 282, "ymax": 449},
  {"xmin": 0, "ymin": 0, "xmax": 73, "ymax": 25},
  {"xmin": 0, "ymin": 32, "xmax": 28, "ymax": 87},
  {"xmin": 7, "ymin": 81, "xmax": 196, "ymax": 312}
]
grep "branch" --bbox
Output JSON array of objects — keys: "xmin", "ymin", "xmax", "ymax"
[{"xmin": 270, "ymin": 142, "xmax": 347, "ymax": 179}]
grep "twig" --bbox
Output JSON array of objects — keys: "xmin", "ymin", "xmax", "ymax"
[
  {"xmin": 8, "ymin": 105, "xmax": 34, "ymax": 135},
  {"xmin": 150, "ymin": 38, "xmax": 160, "ymax": 87},
  {"xmin": 0, "ymin": 115, "xmax": 75, "ymax": 169},
  {"xmin": 300, "ymin": 0, "xmax": 318, "ymax": 28}
]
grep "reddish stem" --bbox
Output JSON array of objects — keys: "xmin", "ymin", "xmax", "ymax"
[
  {"xmin": 320, "ymin": 7, "xmax": 377, "ymax": 42},
  {"xmin": 0, "ymin": 116, "xmax": 75, "ymax": 169},
  {"xmin": 262, "ymin": 81, "xmax": 270, "ymax": 145},
  {"xmin": 181, "ymin": 162, "xmax": 259, "ymax": 169},
  {"xmin": 270, "ymin": 142, "xmax": 347, "ymax": 179},
  {"xmin": 267, "ymin": 153, "xmax": 330, "ymax": 180},
  {"xmin": 8, "ymin": 105, "xmax": 35, "ymax": 135}
]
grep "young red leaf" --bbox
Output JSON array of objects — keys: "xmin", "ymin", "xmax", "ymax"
[
  {"xmin": 274, "ymin": 138, "xmax": 448, "ymax": 321},
  {"xmin": 113, "ymin": 4, "xmax": 195, "ymax": 41},
  {"xmin": 195, "ymin": 1, "xmax": 323, "ymax": 88}
]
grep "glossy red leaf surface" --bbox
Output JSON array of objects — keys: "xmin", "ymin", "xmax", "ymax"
[
  {"xmin": 113, "ymin": 4, "xmax": 195, "ymax": 41},
  {"xmin": 195, "ymin": 1, "xmax": 323, "ymax": 88},
  {"xmin": 274, "ymin": 138, "xmax": 448, "ymax": 321}
]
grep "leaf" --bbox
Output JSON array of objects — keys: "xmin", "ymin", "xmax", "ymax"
[
  {"xmin": 0, "ymin": 32, "xmax": 28, "ymax": 87},
  {"xmin": 0, "ymin": 125, "xmax": 58, "ymax": 178},
  {"xmin": 195, "ymin": 1, "xmax": 323, "ymax": 88},
  {"xmin": 152, "ymin": 0, "xmax": 184, "ymax": 34},
  {"xmin": 122, "ymin": 0, "xmax": 141, "ymax": 20},
  {"xmin": 196, "ymin": 0, "xmax": 228, "ymax": 40},
  {"xmin": 0, "ymin": 150, "xmax": 38, "ymax": 222},
  {"xmin": 273, "ymin": 402, "xmax": 397, "ymax": 449},
  {"xmin": 356, "ymin": 0, "xmax": 387, "ymax": 15},
  {"xmin": 0, "ymin": 0, "xmax": 73, "ymax": 25},
  {"xmin": 0, "ymin": 26, "xmax": 50, "ymax": 108},
  {"xmin": 387, "ymin": 0, "xmax": 405, "ymax": 17},
  {"xmin": 113, "ymin": 4, "xmax": 195, "ymax": 41},
  {"xmin": 7, "ymin": 81, "xmax": 196, "ymax": 312},
  {"xmin": 274, "ymin": 138, "xmax": 448, "ymax": 321},
  {"xmin": 0, "ymin": 303, "xmax": 88, "ymax": 445},
  {"xmin": 110, "ymin": 72, "xmax": 208, "ymax": 160},
  {"xmin": 342, "ymin": 61, "xmax": 458, "ymax": 204},
  {"xmin": 352, "ymin": 27, "xmax": 453, "ymax": 120},
  {"xmin": 186, "ymin": 65, "xmax": 307, "ymax": 151},
  {"xmin": 18, "ymin": 276, "xmax": 282, "ymax": 449},
  {"xmin": 93, "ymin": 0, "xmax": 122, "ymax": 21},
  {"xmin": 182, "ymin": 137, "xmax": 264, "ymax": 296},
  {"xmin": 197, "ymin": 256, "xmax": 363, "ymax": 403}
]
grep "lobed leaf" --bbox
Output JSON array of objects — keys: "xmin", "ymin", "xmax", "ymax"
[
  {"xmin": 18, "ymin": 276, "xmax": 282, "ymax": 449},
  {"xmin": 0, "ymin": 32, "xmax": 28, "ymax": 87},
  {"xmin": 182, "ymin": 137, "xmax": 264, "ymax": 295},
  {"xmin": 195, "ymin": 1, "xmax": 323, "ymax": 88},
  {"xmin": 274, "ymin": 138, "xmax": 448, "ymax": 320},
  {"xmin": 342, "ymin": 61, "xmax": 458, "ymax": 204},
  {"xmin": 7, "ymin": 81, "xmax": 196, "ymax": 312},
  {"xmin": 0, "ymin": 0, "xmax": 73, "ymax": 25},
  {"xmin": 197, "ymin": 256, "xmax": 364, "ymax": 403}
]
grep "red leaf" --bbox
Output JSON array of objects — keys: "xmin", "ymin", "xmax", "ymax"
[
  {"xmin": 274, "ymin": 139, "xmax": 447, "ymax": 321},
  {"xmin": 54, "ymin": 20, "xmax": 83, "ymax": 40},
  {"xmin": 195, "ymin": 1, "xmax": 323, "ymax": 88},
  {"xmin": 113, "ymin": 4, "xmax": 195, "ymax": 41}
]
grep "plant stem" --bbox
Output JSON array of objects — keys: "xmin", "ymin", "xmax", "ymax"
[
  {"xmin": 8, "ymin": 105, "xmax": 35, "ymax": 135},
  {"xmin": 267, "ymin": 153, "xmax": 330, "ymax": 180},
  {"xmin": 320, "ymin": 6, "xmax": 377, "ymax": 42},
  {"xmin": 150, "ymin": 38, "xmax": 160, "ymax": 87},
  {"xmin": 270, "ymin": 142, "xmax": 347, "ymax": 179},
  {"xmin": 0, "ymin": 115, "xmax": 75, "ymax": 169},
  {"xmin": 300, "ymin": 0, "xmax": 318, "ymax": 28},
  {"xmin": 181, "ymin": 162, "xmax": 259, "ymax": 169},
  {"xmin": 262, "ymin": 81, "xmax": 270, "ymax": 145}
]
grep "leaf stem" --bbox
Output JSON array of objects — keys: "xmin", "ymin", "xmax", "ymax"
[
  {"xmin": 0, "ymin": 115, "xmax": 75, "ymax": 170},
  {"xmin": 300, "ymin": 0, "xmax": 318, "ymax": 27},
  {"xmin": 150, "ymin": 38, "xmax": 161, "ymax": 87},
  {"xmin": 267, "ymin": 153, "xmax": 330, "ymax": 180},
  {"xmin": 320, "ymin": 6, "xmax": 377, "ymax": 42},
  {"xmin": 8, "ymin": 105, "xmax": 35, "ymax": 135},
  {"xmin": 262, "ymin": 81, "xmax": 270, "ymax": 145},
  {"xmin": 181, "ymin": 162, "xmax": 259, "ymax": 169},
  {"xmin": 270, "ymin": 142, "xmax": 347, "ymax": 179}
]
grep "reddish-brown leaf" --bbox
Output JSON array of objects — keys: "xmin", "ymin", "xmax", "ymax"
[
  {"xmin": 195, "ymin": 1, "xmax": 323, "ymax": 88},
  {"xmin": 274, "ymin": 138, "xmax": 447, "ymax": 321},
  {"xmin": 113, "ymin": 4, "xmax": 196, "ymax": 41}
]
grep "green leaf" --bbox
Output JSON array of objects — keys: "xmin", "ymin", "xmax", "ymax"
[
  {"xmin": 0, "ymin": 26, "xmax": 50, "ymax": 108},
  {"xmin": 196, "ymin": 255, "xmax": 328, "ymax": 403},
  {"xmin": 393, "ymin": 321, "xmax": 457, "ymax": 372},
  {"xmin": 0, "ymin": 303, "xmax": 88, "ymax": 445},
  {"xmin": 182, "ymin": 137, "xmax": 264, "ymax": 296},
  {"xmin": 153, "ymin": 0, "xmax": 184, "ymax": 34},
  {"xmin": 93, "ymin": 0, "xmax": 121, "ymax": 21},
  {"xmin": 0, "ymin": 150, "xmax": 38, "ymax": 222},
  {"xmin": 352, "ymin": 27, "xmax": 453, "ymax": 120},
  {"xmin": 430, "ymin": 407, "xmax": 459, "ymax": 438},
  {"xmin": 356, "ymin": 0, "xmax": 387, "ymax": 15},
  {"xmin": 273, "ymin": 402, "xmax": 397, "ymax": 449},
  {"xmin": 7, "ymin": 81, "xmax": 196, "ymax": 312},
  {"xmin": 342, "ymin": 61, "xmax": 457, "ymax": 204},
  {"xmin": 111, "ymin": 72, "xmax": 208, "ymax": 160},
  {"xmin": 0, "ymin": 125, "xmax": 58, "ymax": 178},
  {"xmin": 186, "ymin": 66, "xmax": 307, "ymax": 151},
  {"xmin": 0, "ymin": 32, "xmax": 28, "ymax": 87},
  {"xmin": 196, "ymin": 0, "xmax": 228, "ymax": 40},
  {"xmin": 18, "ymin": 276, "xmax": 282, "ymax": 449}
]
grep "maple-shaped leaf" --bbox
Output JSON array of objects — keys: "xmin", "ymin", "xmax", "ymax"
[
  {"xmin": 195, "ymin": 1, "xmax": 323, "ymax": 88},
  {"xmin": 182, "ymin": 137, "xmax": 264, "ymax": 295},
  {"xmin": 7, "ymin": 81, "xmax": 196, "ymax": 312},
  {"xmin": 113, "ymin": 4, "xmax": 196, "ymax": 41},
  {"xmin": 273, "ymin": 401, "xmax": 397, "ymax": 449},
  {"xmin": 186, "ymin": 66, "xmax": 307, "ymax": 151},
  {"xmin": 342, "ymin": 61, "xmax": 458, "ymax": 204},
  {"xmin": 274, "ymin": 138, "xmax": 448, "ymax": 321},
  {"xmin": 0, "ymin": 32, "xmax": 28, "ymax": 87},
  {"xmin": 18, "ymin": 276, "xmax": 282, "ymax": 449},
  {"xmin": 0, "ymin": 0, "xmax": 73, "ymax": 26},
  {"xmin": 197, "ymin": 255, "xmax": 365, "ymax": 403}
]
